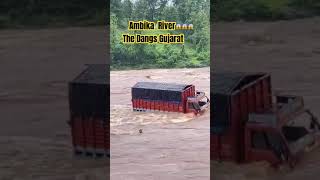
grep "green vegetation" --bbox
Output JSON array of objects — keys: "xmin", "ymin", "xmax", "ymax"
[
  {"xmin": 2, "ymin": 0, "xmax": 319, "ymax": 70},
  {"xmin": 111, "ymin": 0, "xmax": 210, "ymax": 70},
  {"xmin": 213, "ymin": 0, "xmax": 320, "ymax": 22},
  {"xmin": 0, "ymin": 0, "xmax": 105, "ymax": 29}
]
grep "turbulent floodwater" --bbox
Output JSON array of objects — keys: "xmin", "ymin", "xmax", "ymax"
[
  {"xmin": 0, "ymin": 27, "xmax": 107, "ymax": 180},
  {"xmin": 110, "ymin": 68, "xmax": 210, "ymax": 180},
  {"xmin": 110, "ymin": 105, "xmax": 196, "ymax": 135},
  {"xmin": 2, "ymin": 17, "xmax": 320, "ymax": 180}
]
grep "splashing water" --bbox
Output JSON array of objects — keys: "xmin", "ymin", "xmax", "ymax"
[{"xmin": 110, "ymin": 105, "xmax": 195, "ymax": 135}]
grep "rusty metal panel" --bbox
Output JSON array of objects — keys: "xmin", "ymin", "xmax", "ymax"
[
  {"xmin": 211, "ymin": 72, "xmax": 272, "ymax": 163},
  {"xmin": 70, "ymin": 116, "xmax": 109, "ymax": 157}
]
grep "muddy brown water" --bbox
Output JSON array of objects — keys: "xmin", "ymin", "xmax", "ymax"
[
  {"xmin": 0, "ymin": 27, "xmax": 107, "ymax": 180},
  {"xmin": 110, "ymin": 68, "xmax": 210, "ymax": 180},
  {"xmin": 1, "ymin": 17, "xmax": 320, "ymax": 180},
  {"xmin": 0, "ymin": 28, "xmax": 211, "ymax": 179}
]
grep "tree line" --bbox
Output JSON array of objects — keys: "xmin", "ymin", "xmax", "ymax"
[
  {"xmin": 1, "ymin": 0, "xmax": 319, "ymax": 29},
  {"xmin": 0, "ymin": 0, "xmax": 106, "ymax": 28},
  {"xmin": 213, "ymin": 0, "xmax": 320, "ymax": 22},
  {"xmin": 110, "ymin": 0, "xmax": 210, "ymax": 70}
]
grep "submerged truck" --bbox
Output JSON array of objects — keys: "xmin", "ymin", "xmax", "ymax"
[
  {"xmin": 132, "ymin": 82, "xmax": 210, "ymax": 114},
  {"xmin": 211, "ymin": 72, "xmax": 320, "ymax": 167},
  {"xmin": 68, "ymin": 64, "xmax": 109, "ymax": 157}
]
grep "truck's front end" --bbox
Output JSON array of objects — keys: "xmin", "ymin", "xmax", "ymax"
[
  {"xmin": 187, "ymin": 91, "xmax": 210, "ymax": 114},
  {"xmin": 245, "ymin": 95, "xmax": 320, "ymax": 167}
]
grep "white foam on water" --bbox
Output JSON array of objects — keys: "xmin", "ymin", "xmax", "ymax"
[{"xmin": 110, "ymin": 105, "xmax": 195, "ymax": 135}]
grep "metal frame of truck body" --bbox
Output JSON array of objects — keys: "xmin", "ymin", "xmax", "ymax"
[
  {"xmin": 245, "ymin": 95, "xmax": 320, "ymax": 167},
  {"xmin": 211, "ymin": 73, "xmax": 272, "ymax": 162}
]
